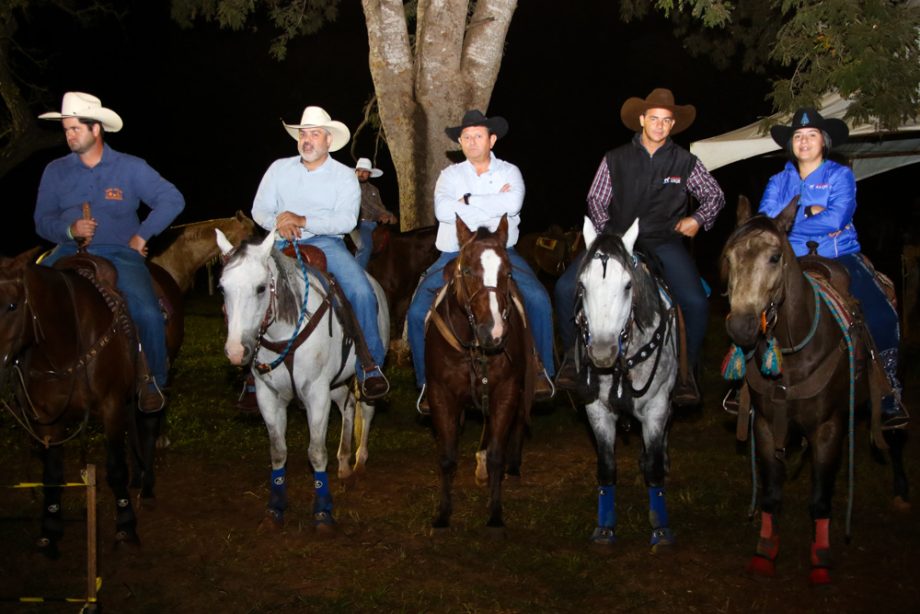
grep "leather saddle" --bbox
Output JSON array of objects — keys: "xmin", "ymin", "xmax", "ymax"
[{"xmin": 281, "ymin": 243, "xmax": 327, "ymax": 272}]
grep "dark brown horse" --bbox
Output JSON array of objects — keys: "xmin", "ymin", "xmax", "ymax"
[
  {"xmin": 721, "ymin": 197, "xmax": 899, "ymax": 585},
  {"xmin": 365, "ymin": 225, "xmax": 439, "ymax": 339},
  {"xmin": 425, "ymin": 216, "xmax": 533, "ymax": 533},
  {"xmin": 0, "ymin": 248, "xmax": 151, "ymax": 558}
]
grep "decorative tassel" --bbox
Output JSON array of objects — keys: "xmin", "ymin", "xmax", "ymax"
[
  {"xmin": 721, "ymin": 344, "xmax": 746, "ymax": 380},
  {"xmin": 760, "ymin": 336, "xmax": 782, "ymax": 376}
]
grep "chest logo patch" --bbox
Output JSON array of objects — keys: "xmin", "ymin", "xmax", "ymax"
[
  {"xmin": 662, "ymin": 176, "xmax": 682, "ymax": 185},
  {"xmin": 104, "ymin": 187, "xmax": 124, "ymax": 201},
  {"xmin": 813, "ymin": 183, "xmax": 830, "ymax": 190}
]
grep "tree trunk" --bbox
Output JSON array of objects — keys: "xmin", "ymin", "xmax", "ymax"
[{"xmin": 362, "ymin": 0, "xmax": 517, "ymax": 230}]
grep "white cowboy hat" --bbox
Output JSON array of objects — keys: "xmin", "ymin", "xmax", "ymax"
[
  {"xmin": 282, "ymin": 106, "xmax": 350, "ymax": 152},
  {"xmin": 355, "ymin": 157, "xmax": 383, "ymax": 178},
  {"xmin": 38, "ymin": 92, "xmax": 123, "ymax": 133}
]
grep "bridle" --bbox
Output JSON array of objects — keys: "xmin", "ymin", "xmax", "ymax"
[{"xmin": 448, "ymin": 240, "xmax": 512, "ymax": 351}]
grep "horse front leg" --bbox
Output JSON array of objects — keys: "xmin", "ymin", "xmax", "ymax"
[
  {"xmin": 483, "ymin": 392, "xmax": 521, "ymax": 533},
  {"xmin": 807, "ymin": 417, "xmax": 845, "ymax": 586},
  {"xmin": 331, "ymin": 386, "xmax": 356, "ymax": 484},
  {"xmin": 304, "ymin": 385, "xmax": 334, "ymax": 531},
  {"xmin": 37, "ymin": 443, "xmax": 65, "ymax": 559},
  {"xmin": 105, "ymin": 422, "xmax": 140, "ymax": 549},
  {"xmin": 129, "ymin": 408, "xmax": 160, "ymax": 509},
  {"xmin": 504, "ymin": 398, "xmax": 528, "ymax": 482},
  {"xmin": 585, "ymin": 395, "xmax": 618, "ymax": 545},
  {"xmin": 747, "ymin": 412, "xmax": 786, "ymax": 577},
  {"xmin": 430, "ymin": 386, "xmax": 460, "ymax": 531},
  {"xmin": 258, "ymin": 379, "xmax": 290, "ymax": 530},
  {"xmin": 639, "ymin": 397, "xmax": 675, "ymax": 552},
  {"xmin": 354, "ymin": 397, "xmax": 375, "ymax": 475}
]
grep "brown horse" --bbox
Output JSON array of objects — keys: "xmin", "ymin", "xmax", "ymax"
[
  {"xmin": 721, "ymin": 197, "xmax": 898, "ymax": 585},
  {"xmin": 0, "ymin": 248, "xmax": 150, "ymax": 558},
  {"xmin": 425, "ymin": 216, "xmax": 532, "ymax": 533},
  {"xmin": 365, "ymin": 225, "xmax": 439, "ymax": 339},
  {"xmin": 149, "ymin": 210, "xmax": 256, "ymax": 293}
]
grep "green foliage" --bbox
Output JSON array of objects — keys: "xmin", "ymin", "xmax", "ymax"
[
  {"xmin": 619, "ymin": 0, "xmax": 735, "ymax": 28},
  {"xmin": 170, "ymin": 0, "xmax": 341, "ymax": 60}
]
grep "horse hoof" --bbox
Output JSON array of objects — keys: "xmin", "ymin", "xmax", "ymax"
[
  {"xmin": 137, "ymin": 494, "xmax": 157, "ymax": 511},
  {"xmin": 313, "ymin": 511, "xmax": 336, "ymax": 534},
  {"xmin": 747, "ymin": 555, "xmax": 776, "ymax": 577},
  {"xmin": 258, "ymin": 510, "xmax": 284, "ymax": 532},
  {"xmin": 892, "ymin": 496, "xmax": 912, "ymax": 513},
  {"xmin": 590, "ymin": 527, "xmax": 616, "ymax": 545},
  {"xmin": 339, "ymin": 471, "xmax": 357, "ymax": 490},
  {"xmin": 36, "ymin": 537, "xmax": 61, "ymax": 560},
  {"xmin": 649, "ymin": 527, "xmax": 676, "ymax": 553},
  {"xmin": 809, "ymin": 567, "xmax": 832, "ymax": 586},
  {"xmin": 503, "ymin": 474, "xmax": 522, "ymax": 488},
  {"xmin": 113, "ymin": 530, "xmax": 141, "ymax": 550}
]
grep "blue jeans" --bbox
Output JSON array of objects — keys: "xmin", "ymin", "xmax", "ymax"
[
  {"xmin": 407, "ymin": 248, "xmax": 555, "ymax": 388},
  {"xmin": 555, "ymin": 239, "xmax": 708, "ymax": 367},
  {"xmin": 355, "ymin": 220, "xmax": 376, "ymax": 269},
  {"xmin": 838, "ymin": 253, "xmax": 901, "ymax": 393},
  {"xmin": 282, "ymin": 236, "xmax": 385, "ymax": 376},
  {"xmin": 42, "ymin": 244, "xmax": 168, "ymax": 387}
]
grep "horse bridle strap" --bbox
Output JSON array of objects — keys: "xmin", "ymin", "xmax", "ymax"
[{"xmin": 256, "ymin": 292, "xmax": 332, "ymax": 374}]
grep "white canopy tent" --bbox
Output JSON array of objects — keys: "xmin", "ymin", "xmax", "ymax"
[{"xmin": 690, "ymin": 92, "xmax": 920, "ymax": 181}]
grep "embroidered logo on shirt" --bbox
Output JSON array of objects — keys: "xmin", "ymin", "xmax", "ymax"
[
  {"xmin": 662, "ymin": 176, "xmax": 682, "ymax": 185},
  {"xmin": 813, "ymin": 183, "xmax": 830, "ymax": 189},
  {"xmin": 104, "ymin": 187, "xmax": 124, "ymax": 201}
]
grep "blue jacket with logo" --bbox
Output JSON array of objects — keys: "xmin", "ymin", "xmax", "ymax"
[{"xmin": 758, "ymin": 159, "xmax": 860, "ymax": 258}]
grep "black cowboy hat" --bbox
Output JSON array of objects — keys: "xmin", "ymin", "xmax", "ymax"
[
  {"xmin": 620, "ymin": 88, "xmax": 696, "ymax": 135},
  {"xmin": 770, "ymin": 107, "xmax": 849, "ymax": 150},
  {"xmin": 445, "ymin": 109, "xmax": 509, "ymax": 141}
]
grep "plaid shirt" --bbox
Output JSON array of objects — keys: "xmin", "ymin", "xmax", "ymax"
[{"xmin": 585, "ymin": 146, "xmax": 724, "ymax": 233}]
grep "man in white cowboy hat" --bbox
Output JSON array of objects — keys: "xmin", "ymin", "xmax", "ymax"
[
  {"xmin": 352, "ymin": 157, "xmax": 397, "ymax": 268},
  {"xmin": 34, "ymin": 91, "xmax": 185, "ymax": 410},
  {"xmin": 406, "ymin": 109, "xmax": 556, "ymax": 413},
  {"xmin": 553, "ymin": 88, "xmax": 725, "ymax": 407},
  {"xmin": 251, "ymin": 106, "xmax": 388, "ymax": 399}
]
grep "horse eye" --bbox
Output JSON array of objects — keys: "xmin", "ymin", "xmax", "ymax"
[
  {"xmin": 6, "ymin": 303, "xmax": 16, "ymax": 312},
  {"xmin": 624, "ymin": 281, "xmax": 632, "ymax": 291},
  {"xmin": 255, "ymin": 284, "xmax": 266, "ymax": 294},
  {"xmin": 768, "ymin": 253, "xmax": 781, "ymax": 264}
]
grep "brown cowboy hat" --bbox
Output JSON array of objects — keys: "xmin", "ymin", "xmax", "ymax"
[
  {"xmin": 770, "ymin": 107, "xmax": 849, "ymax": 150},
  {"xmin": 445, "ymin": 109, "xmax": 509, "ymax": 141},
  {"xmin": 620, "ymin": 88, "xmax": 696, "ymax": 135}
]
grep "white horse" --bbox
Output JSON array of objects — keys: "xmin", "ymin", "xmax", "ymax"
[
  {"xmin": 216, "ymin": 229, "xmax": 389, "ymax": 530},
  {"xmin": 576, "ymin": 217, "xmax": 679, "ymax": 550}
]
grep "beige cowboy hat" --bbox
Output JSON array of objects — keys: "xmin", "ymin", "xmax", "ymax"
[
  {"xmin": 620, "ymin": 88, "xmax": 696, "ymax": 135},
  {"xmin": 355, "ymin": 157, "xmax": 383, "ymax": 178},
  {"xmin": 283, "ymin": 106, "xmax": 350, "ymax": 152},
  {"xmin": 38, "ymin": 92, "xmax": 123, "ymax": 133}
]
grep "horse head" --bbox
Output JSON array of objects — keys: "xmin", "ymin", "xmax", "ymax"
[
  {"xmin": 721, "ymin": 196, "xmax": 799, "ymax": 348},
  {"xmin": 217, "ymin": 229, "xmax": 276, "ymax": 366},
  {"xmin": 453, "ymin": 215, "xmax": 513, "ymax": 352},
  {"xmin": 0, "ymin": 248, "xmax": 43, "ymax": 370},
  {"xmin": 577, "ymin": 217, "xmax": 642, "ymax": 368}
]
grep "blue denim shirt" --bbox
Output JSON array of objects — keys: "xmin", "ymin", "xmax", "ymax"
[
  {"xmin": 35, "ymin": 143, "xmax": 185, "ymax": 246},
  {"xmin": 758, "ymin": 159, "xmax": 860, "ymax": 258}
]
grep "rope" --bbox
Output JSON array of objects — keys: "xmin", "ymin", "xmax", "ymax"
[{"xmin": 256, "ymin": 241, "xmax": 311, "ymax": 373}]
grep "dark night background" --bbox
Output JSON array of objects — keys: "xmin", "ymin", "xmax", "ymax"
[{"xmin": 2, "ymin": 1, "xmax": 915, "ymax": 278}]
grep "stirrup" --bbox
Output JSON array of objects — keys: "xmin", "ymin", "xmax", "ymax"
[
  {"xmin": 416, "ymin": 385, "xmax": 430, "ymax": 416},
  {"xmin": 359, "ymin": 367, "xmax": 390, "ymax": 400}
]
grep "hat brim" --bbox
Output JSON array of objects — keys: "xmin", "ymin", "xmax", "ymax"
[
  {"xmin": 38, "ymin": 109, "xmax": 123, "ymax": 133},
  {"xmin": 770, "ymin": 118, "xmax": 849, "ymax": 150},
  {"xmin": 369, "ymin": 169, "xmax": 383, "ymax": 178},
  {"xmin": 620, "ymin": 98, "xmax": 696, "ymax": 135},
  {"xmin": 283, "ymin": 120, "xmax": 351, "ymax": 152},
  {"xmin": 445, "ymin": 116, "xmax": 509, "ymax": 141}
]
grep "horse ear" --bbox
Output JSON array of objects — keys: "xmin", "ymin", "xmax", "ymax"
[
  {"xmin": 257, "ymin": 231, "xmax": 276, "ymax": 259},
  {"xmin": 775, "ymin": 195, "xmax": 800, "ymax": 233},
  {"xmin": 496, "ymin": 214, "xmax": 509, "ymax": 244},
  {"xmin": 235, "ymin": 210, "xmax": 246, "ymax": 221},
  {"xmin": 215, "ymin": 228, "xmax": 234, "ymax": 255},
  {"xmin": 456, "ymin": 215, "xmax": 473, "ymax": 245},
  {"xmin": 736, "ymin": 194, "xmax": 752, "ymax": 226},
  {"xmin": 582, "ymin": 217, "xmax": 597, "ymax": 250},
  {"xmin": 622, "ymin": 218, "xmax": 640, "ymax": 255}
]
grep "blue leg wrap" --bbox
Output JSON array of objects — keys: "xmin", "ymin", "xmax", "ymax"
[
  {"xmin": 648, "ymin": 486, "xmax": 675, "ymax": 547},
  {"xmin": 597, "ymin": 485, "xmax": 616, "ymax": 528},
  {"xmin": 268, "ymin": 466, "xmax": 287, "ymax": 514},
  {"xmin": 312, "ymin": 471, "xmax": 334, "ymax": 522}
]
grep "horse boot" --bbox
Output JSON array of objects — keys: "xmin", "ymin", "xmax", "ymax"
[
  {"xmin": 324, "ymin": 275, "xmax": 389, "ymax": 400},
  {"xmin": 747, "ymin": 511, "xmax": 780, "ymax": 577},
  {"xmin": 809, "ymin": 518, "xmax": 833, "ymax": 585},
  {"xmin": 137, "ymin": 348, "xmax": 166, "ymax": 413}
]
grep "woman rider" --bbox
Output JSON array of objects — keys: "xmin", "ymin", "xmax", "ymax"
[{"xmin": 758, "ymin": 107, "xmax": 909, "ymax": 430}]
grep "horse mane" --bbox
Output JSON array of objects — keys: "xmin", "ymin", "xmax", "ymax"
[
  {"xmin": 269, "ymin": 250, "xmax": 301, "ymax": 326},
  {"xmin": 581, "ymin": 230, "xmax": 660, "ymax": 330}
]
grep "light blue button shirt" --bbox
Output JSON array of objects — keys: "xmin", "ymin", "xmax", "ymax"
[
  {"xmin": 433, "ymin": 153, "xmax": 524, "ymax": 252},
  {"xmin": 252, "ymin": 155, "xmax": 361, "ymax": 238}
]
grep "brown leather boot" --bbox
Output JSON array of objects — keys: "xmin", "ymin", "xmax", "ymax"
[
  {"xmin": 672, "ymin": 369, "xmax": 701, "ymax": 407},
  {"xmin": 534, "ymin": 354, "xmax": 555, "ymax": 401}
]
